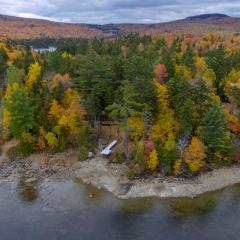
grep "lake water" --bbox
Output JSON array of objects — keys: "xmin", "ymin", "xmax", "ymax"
[
  {"xmin": 32, "ymin": 47, "xmax": 57, "ymax": 53},
  {"xmin": 0, "ymin": 177, "xmax": 240, "ymax": 240}
]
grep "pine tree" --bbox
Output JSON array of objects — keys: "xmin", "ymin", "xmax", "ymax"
[
  {"xmin": 5, "ymin": 88, "xmax": 35, "ymax": 139},
  {"xmin": 107, "ymin": 80, "xmax": 143, "ymax": 164},
  {"xmin": 182, "ymin": 45, "xmax": 196, "ymax": 73},
  {"xmin": 123, "ymin": 51, "xmax": 158, "ymax": 117},
  {"xmin": 168, "ymin": 77, "xmax": 195, "ymax": 135},
  {"xmin": 75, "ymin": 50, "xmax": 115, "ymax": 134}
]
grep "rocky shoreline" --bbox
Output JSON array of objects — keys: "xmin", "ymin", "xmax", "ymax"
[
  {"xmin": 0, "ymin": 159, "xmax": 74, "ymax": 184},
  {"xmin": 1, "ymin": 143, "xmax": 240, "ymax": 199},
  {"xmin": 75, "ymin": 157, "xmax": 240, "ymax": 199},
  {"xmin": 0, "ymin": 142, "xmax": 77, "ymax": 184}
]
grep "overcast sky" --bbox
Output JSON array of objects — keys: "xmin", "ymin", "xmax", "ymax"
[{"xmin": 0, "ymin": 0, "xmax": 239, "ymax": 24}]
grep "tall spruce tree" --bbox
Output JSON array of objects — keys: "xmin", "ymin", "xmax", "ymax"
[
  {"xmin": 182, "ymin": 45, "xmax": 196, "ymax": 73},
  {"xmin": 200, "ymin": 103, "xmax": 231, "ymax": 160},
  {"xmin": 206, "ymin": 45, "xmax": 230, "ymax": 99}
]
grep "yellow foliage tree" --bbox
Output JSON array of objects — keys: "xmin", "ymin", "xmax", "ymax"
[
  {"xmin": 154, "ymin": 82, "xmax": 169, "ymax": 112},
  {"xmin": 66, "ymin": 99, "xmax": 83, "ymax": 133},
  {"xmin": 45, "ymin": 132, "xmax": 58, "ymax": 149},
  {"xmin": 62, "ymin": 88, "xmax": 80, "ymax": 107},
  {"xmin": 152, "ymin": 82, "xmax": 179, "ymax": 143},
  {"xmin": 184, "ymin": 137, "xmax": 207, "ymax": 173},
  {"xmin": 224, "ymin": 107, "xmax": 240, "ymax": 134},
  {"xmin": 58, "ymin": 99, "xmax": 83, "ymax": 134},
  {"xmin": 5, "ymin": 82, "xmax": 20, "ymax": 101},
  {"xmin": 173, "ymin": 159, "xmax": 182, "ymax": 176},
  {"xmin": 48, "ymin": 100, "xmax": 65, "ymax": 121},
  {"xmin": 2, "ymin": 108, "xmax": 11, "ymax": 128},
  {"xmin": 26, "ymin": 62, "xmax": 41, "ymax": 90},
  {"xmin": 21, "ymin": 132, "xmax": 35, "ymax": 144},
  {"xmin": 128, "ymin": 117, "xmax": 144, "ymax": 140},
  {"xmin": 223, "ymin": 69, "xmax": 240, "ymax": 105},
  {"xmin": 148, "ymin": 149, "xmax": 159, "ymax": 171},
  {"xmin": 152, "ymin": 111, "xmax": 179, "ymax": 143},
  {"xmin": 195, "ymin": 57, "xmax": 216, "ymax": 88},
  {"xmin": 175, "ymin": 65, "xmax": 192, "ymax": 80}
]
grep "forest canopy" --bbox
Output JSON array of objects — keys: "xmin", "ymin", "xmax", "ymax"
[{"xmin": 1, "ymin": 33, "xmax": 240, "ymax": 178}]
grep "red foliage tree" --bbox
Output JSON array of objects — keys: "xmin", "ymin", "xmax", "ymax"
[
  {"xmin": 144, "ymin": 138, "xmax": 155, "ymax": 160},
  {"xmin": 153, "ymin": 64, "xmax": 168, "ymax": 84}
]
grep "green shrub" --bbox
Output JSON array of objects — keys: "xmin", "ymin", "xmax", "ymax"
[
  {"xmin": 6, "ymin": 146, "xmax": 19, "ymax": 161},
  {"xmin": 131, "ymin": 141, "xmax": 148, "ymax": 171},
  {"xmin": 113, "ymin": 152, "xmax": 126, "ymax": 164},
  {"xmin": 125, "ymin": 169, "xmax": 136, "ymax": 181},
  {"xmin": 77, "ymin": 146, "xmax": 88, "ymax": 161},
  {"xmin": 78, "ymin": 127, "xmax": 93, "ymax": 149},
  {"xmin": 56, "ymin": 126, "xmax": 70, "ymax": 150},
  {"xmin": 6, "ymin": 142, "xmax": 33, "ymax": 160},
  {"xmin": 17, "ymin": 142, "xmax": 34, "ymax": 157}
]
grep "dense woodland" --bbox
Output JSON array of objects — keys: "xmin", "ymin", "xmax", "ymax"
[{"xmin": 1, "ymin": 33, "xmax": 240, "ymax": 178}]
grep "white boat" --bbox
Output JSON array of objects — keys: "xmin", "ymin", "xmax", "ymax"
[{"xmin": 101, "ymin": 140, "xmax": 118, "ymax": 156}]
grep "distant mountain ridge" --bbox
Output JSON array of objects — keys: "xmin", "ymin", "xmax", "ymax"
[
  {"xmin": 0, "ymin": 13, "xmax": 239, "ymax": 39},
  {"xmin": 186, "ymin": 13, "xmax": 230, "ymax": 20}
]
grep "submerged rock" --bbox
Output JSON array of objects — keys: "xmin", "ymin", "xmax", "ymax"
[{"xmin": 25, "ymin": 178, "xmax": 37, "ymax": 184}]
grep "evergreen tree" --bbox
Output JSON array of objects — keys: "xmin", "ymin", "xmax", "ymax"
[
  {"xmin": 182, "ymin": 45, "xmax": 196, "ymax": 73},
  {"xmin": 107, "ymin": 80, "xmax": 143, "ymax": 164},
  {"xmin": 0, "ymin": 47, "xmax": 8, "ymax": 76},
  {"xmin": 200, "ymin": 103, "xmax": 231, "ymax": 160},
  {"xmin": 156, "ymin": 134, "xmax": 178, "ymax": 176},
  {"xmin": 6, "ymin": 65, "xmax": 25, "ymax": 85},
  {"xmin": 192, "ymin": 79, "xmax": 211, "ymax": 120},
  {"xmin": 206, "ymin": 45, "xmax": 230, "ymax": 98},
  {"xmin": 123, "ymin": 51, "xmax": 158, "ymax": 118},
  {"xmin": 168, "ymin": 77, "xmax": 195, "ymax": 135},
  {"xmin": 6, "ymin": 89, "xmax": 35, "ymax": 139},
  {"xmin": 13, "ymin": 52, "xmax": 34, "ymax": 74},
  {"xmin": 75, "ymin": 50, "xmax": 115, "ymax": 133},
  {"xmin": 161, "ymin": 47, "xmax": 175, "ymax": 80}
]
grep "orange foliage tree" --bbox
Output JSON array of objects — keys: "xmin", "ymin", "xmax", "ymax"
[{"xmin": 153, "ymin": 64, "xmax": 168, "ymax": 84}]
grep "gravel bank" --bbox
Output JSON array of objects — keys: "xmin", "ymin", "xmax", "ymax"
[{"xmin": 0, "ymin": 142, "xmax": 78, "ymax": 184}]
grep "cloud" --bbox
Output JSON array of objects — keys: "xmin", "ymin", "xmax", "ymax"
[{"xmin": 0, "ymin": 0, "xmax": 239, "ymax": 24}]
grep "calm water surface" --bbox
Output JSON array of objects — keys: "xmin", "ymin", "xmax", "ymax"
[{"xmin": 0, "ymin": 177, "xmax": 240, "ymax": 240}]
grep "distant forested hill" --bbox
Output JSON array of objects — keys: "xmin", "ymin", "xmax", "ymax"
[{"xmin": 0, "ymin": 13, "xmax": 239, "ymax": 39}]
